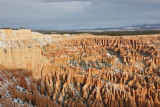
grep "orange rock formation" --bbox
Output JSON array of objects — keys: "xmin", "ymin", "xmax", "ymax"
[{"xmin": 0, "ymin": 29, "xmax": 160, "ymax": 107}]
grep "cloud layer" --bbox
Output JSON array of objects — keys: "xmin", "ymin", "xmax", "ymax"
[{"xmin": 0, "ymin": 0, "xmax": 160, "ymax": 29}]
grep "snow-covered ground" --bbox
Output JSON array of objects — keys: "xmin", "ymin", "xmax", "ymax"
[
  {"xmin": 16, "ymin": 86, "xmax": 25, "ymax": 92},
  {"xmin": 106, "ymin": 53, "xmax": 111, "ymax": 56},
  {"xmin": 0, "ymin": 33, "xmax": 5, "ymax": 39},
  {"xmin": 135, "ymin": 65, "xmax": 144, "ymax": 71},
  {"xmin": 25, "ymin": 78, "xmax": 30, "ymax": 86},
  {"xmin": 13, "ymin": 98, "xmax": 24, "ymax": 105}
]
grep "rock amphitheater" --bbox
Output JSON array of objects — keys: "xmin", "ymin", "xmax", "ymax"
[{"xmin": 0, "ymin": 29, "xmax": 160, "ymax": 107}]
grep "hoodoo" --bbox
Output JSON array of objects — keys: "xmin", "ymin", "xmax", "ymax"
[{"xmin": 0, "ymin": 29, "xmax": 160, "ymax": 107}]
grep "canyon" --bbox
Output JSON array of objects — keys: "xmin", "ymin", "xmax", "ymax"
[{"xmin": 0, "ymin": 29, "xmax": 160, "ymax": 107}]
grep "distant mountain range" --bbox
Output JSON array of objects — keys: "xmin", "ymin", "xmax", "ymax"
[{"xmin": 81, "ymin": 24, "xmax": 160, "ymax": 32}]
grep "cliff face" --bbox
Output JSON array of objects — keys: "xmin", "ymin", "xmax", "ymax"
[
  {"xmin": 0, "ymin": 29, "xmax": 160, "ymax": 107},
  {"xmin": 0, "ymin": 47, "xmax": 51, "ymax": 78}
]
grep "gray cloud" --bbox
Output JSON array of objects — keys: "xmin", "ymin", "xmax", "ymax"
[{"xmin": 0, "ymin": 0, "xmax": 160, "ymax": 29}]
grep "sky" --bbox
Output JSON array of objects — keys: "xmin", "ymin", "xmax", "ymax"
[{"xmin": 0, "ymin": 0, "xmax": 160, "ymax": 30}]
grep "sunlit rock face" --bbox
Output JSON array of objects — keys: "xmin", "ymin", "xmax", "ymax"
[{"xmin": 0, "ymin": 29, "xmax": 160, "ymax": 107}]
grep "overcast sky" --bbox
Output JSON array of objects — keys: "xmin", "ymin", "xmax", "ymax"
[{"xmin": 0, "ymin": 0, "xmax": 160, "ymax": 30}]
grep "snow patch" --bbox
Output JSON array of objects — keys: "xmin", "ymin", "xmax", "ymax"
[
  {"xmin": 13, "ymin": 31, "xmax": 16, "ymax": 35},
  {"xmin": 107, "ymin": 81, "xmax": 112, "ymax": 85},
  {"xmin": 13, "ymin": 98, "xmax": 24, "ymax": 105},
  {"xmin": 16, "ymin": 86, "xmax": 25, "ymax": 92},
  {"xmin": 135, "ymin": 65, "xmax": 144, "ymax": 71},
  {"xmin": 115, "ymin": 58, "xmax": 121, "ymax": 63},
  {"xmin": 6, "ymin": 90, "xmax": 10, "ymax": 97},
  {"xmin": 11, "ymin": 76, "xmax": 17, "ymax": 82},
  {"xmin": 25, "ymin": 78, "xmax": 30, "ymax": 86},
  {"xmin": 106, "ymin": 53, "xmax": 111, "ymax": 56},
  {"xmin": 70, "ymin": 83, "xmax": 80, "ymax": 97},
  {"xmin": 0, "ymin": 33, "xmax": 5, "ymax": 39},
  {"xmin": 0, "ymin": 41, "xmax": 7, "ymax": 47}
]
